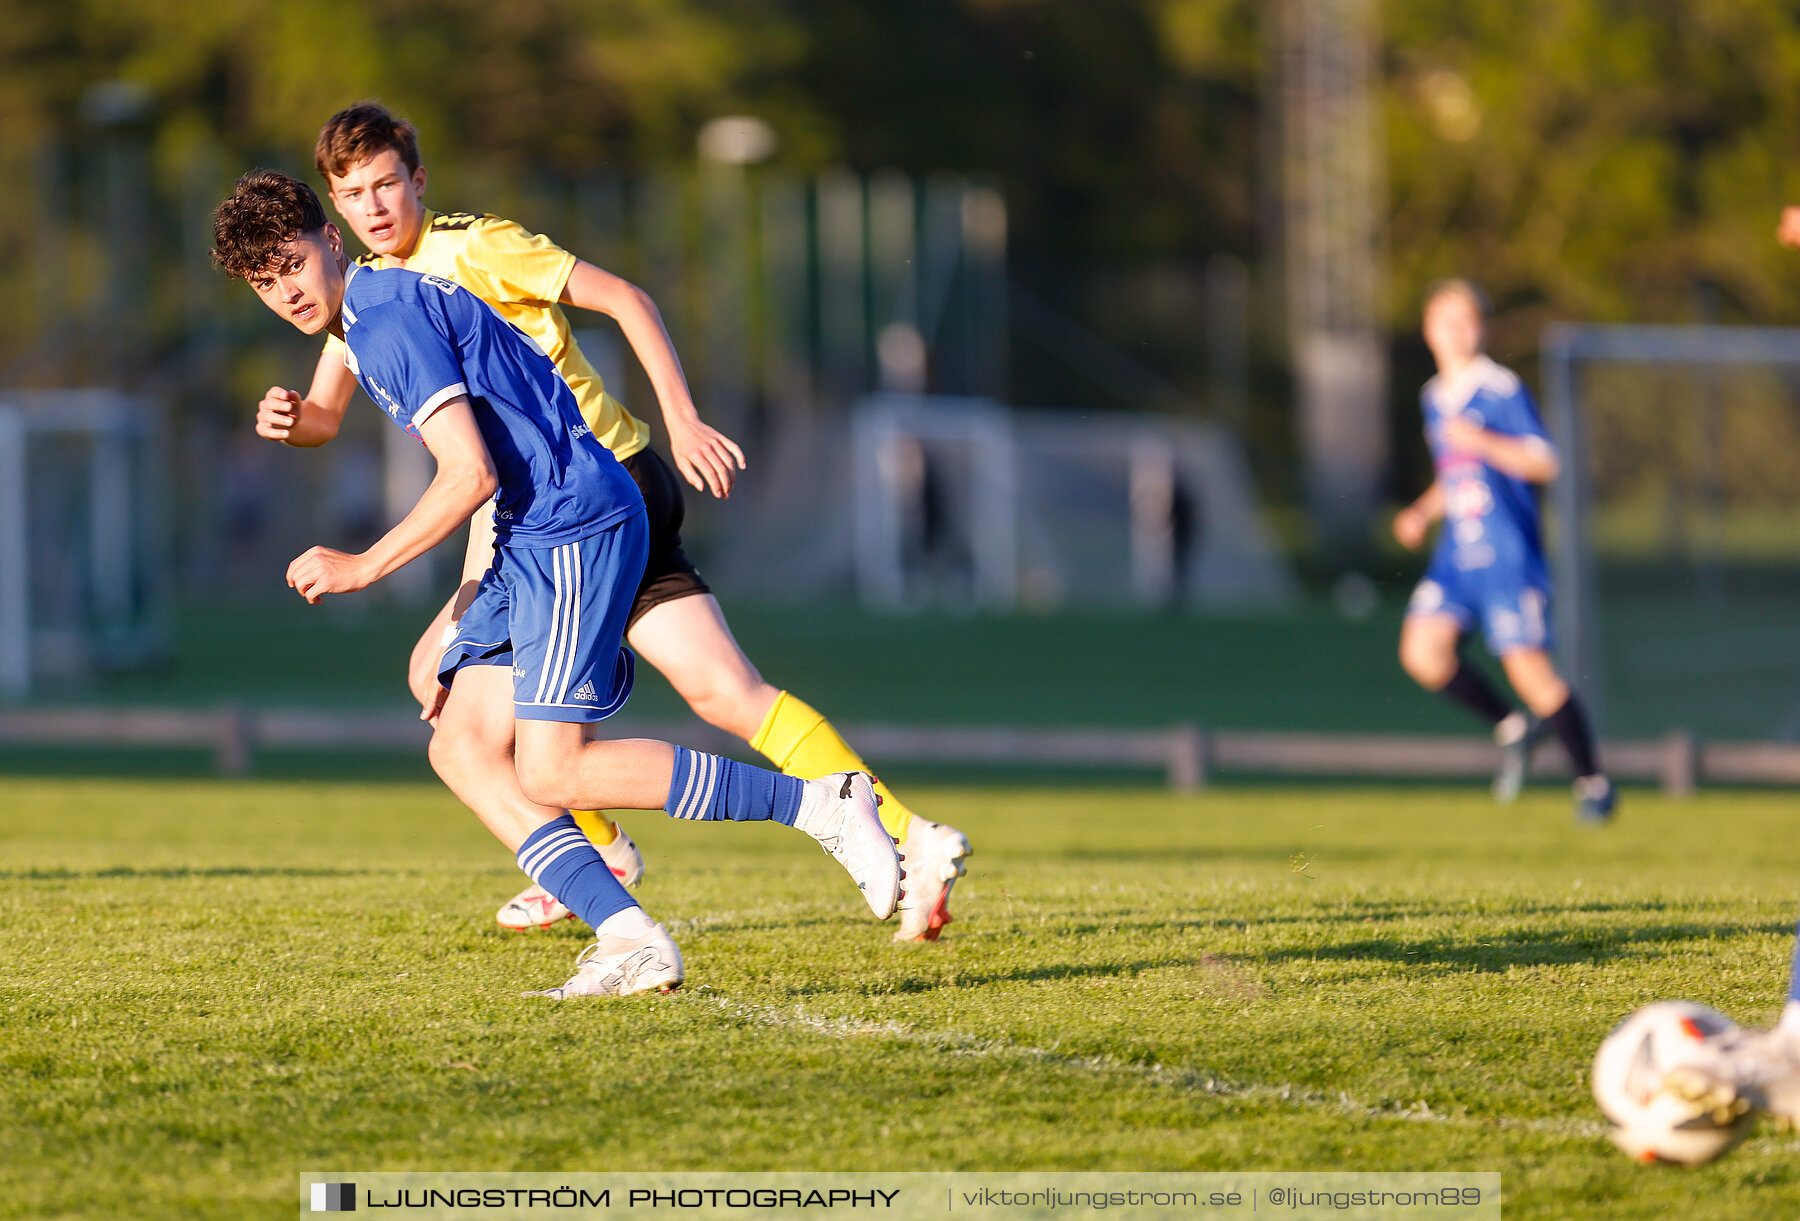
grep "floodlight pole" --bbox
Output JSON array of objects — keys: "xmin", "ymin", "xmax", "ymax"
[{"xmin": 1279, "ymin": 0, "xmax": 1388, "ymax": 560}]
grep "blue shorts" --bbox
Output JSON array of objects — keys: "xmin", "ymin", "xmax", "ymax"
[
  {"xmin": 1406, "ymin": 563, "xmax": 1552, "ymax": 656},
  {"xmin": 438, "ymin": 509, "xmax": 649, "ymax": 723}
]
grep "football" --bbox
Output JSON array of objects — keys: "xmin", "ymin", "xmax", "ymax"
[{"xmin": 1591, "ymin": 1001, "xmax": 1757, "ymax": 1166}]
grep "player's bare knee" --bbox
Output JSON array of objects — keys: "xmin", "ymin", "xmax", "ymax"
[
  {"xmin": 1504, "ymin": 652, "xmax": 1569, "ymax": 715},
  {"xmin": 427, "ymin": 718, "xmax": 477, "ymax": 785},
  {"xmin": 685, "ymin": 681, "xmax": 773, "ymax": 741},
  {"xmin": 1400, "ymin": 640, "xmax": 1453, "ymax": 690},
  {"xmin": 513, "ymin": 743, "xmax": 577, "ymax": 810},
  {"xmin": 514, "ymin": 762, "xmax": 571, "ymax": 812}
]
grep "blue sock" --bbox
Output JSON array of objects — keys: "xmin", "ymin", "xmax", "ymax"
[
  {"xmin": 666, "ymin": 747, "xmax": 806, "ymax": 826},
  {"xmin": 515, "ymin": 815, "xmax": 638, "ymax": 930}
]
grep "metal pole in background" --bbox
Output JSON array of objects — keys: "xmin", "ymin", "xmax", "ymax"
[
  {"xmin": 759, "ymin": 174, "xmax": 814, "ymax": 419},
  {"xmin": 1206, "ymin": 253, "xmax": 1251, "ymax": 428},
  {"xmin": 0, "ymin": 409, "xmax": 30, "ymax": 699},
  {"xmin": 962, "ymin": 183, "xmax": 1009, "ymax": 401},
  {"xmin": 1542, "ymin": 328, "xmax": 1605, "ymax": 735},
  {"xmin": 698, "ymin": 117, "xmax": 776, "ymax": 448},
  {"xmin": 82, "ymin": 82, "xmax": 155, "ymax": 387},
  {"xmin": 869, "ymin": 170, "xmax": 923, "ymax": 394},
  {"xmin": 381, "ymin": 430, "xmax": 435, "ymax": 603},
  {"xmin": 817, "ymin": 167, "xmax": 869, "ymax": 404},
  {"xmin": 1279, "ymin": 0, "xmax": 1388, "ymax": 562}
]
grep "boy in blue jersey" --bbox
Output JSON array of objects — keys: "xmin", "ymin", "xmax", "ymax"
[
  {"xmin": 212, "ymin": 171, "xmax": 902, "ymax": 997},
  {"xmin": 1393, "ymin": 280, "xmax": 1614, "ymax": 822},
  {"xmin": 255, "ymin": 103, "xmax": 970, "ymax": 944}
]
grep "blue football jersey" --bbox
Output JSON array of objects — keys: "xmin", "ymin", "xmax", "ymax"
[
  {"xmin": 340, "ymin": 264, "xmax": 642, "ymax": 549},
  {"xmin": 1421, "ymin": 355, "xmax": 1553, "ymax": 582}
]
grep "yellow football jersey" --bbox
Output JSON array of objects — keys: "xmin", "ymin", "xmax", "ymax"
[{"xmin": 323, "ymin": 211, "xmax": 651, "ymax": 460}]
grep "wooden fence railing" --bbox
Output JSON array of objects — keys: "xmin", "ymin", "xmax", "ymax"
[{"xmin": 0, "ymin": 707, "xmax": 1785, "ymax": 795}]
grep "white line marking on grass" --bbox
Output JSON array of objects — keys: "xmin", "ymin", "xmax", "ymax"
[{"xmin": 692, "ymin": 990, "xmax": 1607, "ymax": 1139}]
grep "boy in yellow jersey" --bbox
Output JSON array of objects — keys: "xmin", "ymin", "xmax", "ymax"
[{"xmin": 254, "ymin": 102, "xmax": 968, "ymax": 941}]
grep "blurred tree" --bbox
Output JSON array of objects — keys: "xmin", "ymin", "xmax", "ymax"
[
  {"xmin": 1384, "ymin": 0, "xmax": 1800, "ymax": 335},
  {"xmin": 8, "ymin": 0, "xmax": 1800, "ymax": 498}
]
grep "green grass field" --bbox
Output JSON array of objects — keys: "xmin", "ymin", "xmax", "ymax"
[{"xmin": 6, "ymin": 776, "xmax": 1800, "ymax": 1219}]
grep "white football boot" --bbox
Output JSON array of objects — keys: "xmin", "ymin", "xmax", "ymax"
[
  {"xmin": 596, "ymin": 823, "xmax": 645, "ymax": 888},
  {"xmin": 496, "ymin": 883, "xmax": 575, "ymax": 931},
  {"xmin": 1574, "ymin": 774, "xmax": 1618, "ymax": 824},
  {"xmin": 1492, "ymin": 711, "xmax": 1542, "ymax": 805},
  {"xmin": 892, "ymin": 817, "xmax": 972, "ymax": 943},
  {"xmin": 495, "ymin": 824, "xmax": 644, "ymax": 930},
  {"xmin": 794, "ymin": 772, "xmax": 903, "ymax": 920},
  {"xmin": 1664, "ymin": 1019, "xmax": 1800, "ymax": 1129},
  {"xmin": 522, "ymin": 909, "xmax": 684, "ymax": 999}
]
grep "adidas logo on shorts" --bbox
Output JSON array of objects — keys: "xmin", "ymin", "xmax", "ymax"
[{"xmin": 571, "ymin": 680, "xmax": 598, "ymax": 702}]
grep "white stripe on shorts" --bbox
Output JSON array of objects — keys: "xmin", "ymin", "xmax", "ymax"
[
  {"xmin": 533, "ymin": 548, "xmax": 564, "ymax": 706},
  {"xmin": 557, "ymin": 542, "xmax": 583, "ymax": 703},
  {"xmin": 536, "ymin": 545, "xmax": 577, "ymax": 706}
]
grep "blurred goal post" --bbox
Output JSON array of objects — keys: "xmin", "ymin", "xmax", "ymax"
[
  {"xmin": 0, "ymin": 390, "xmax": 171, "ymax": 699},
  {"xmin": 1541, "ymin": 323, "xmax": 1800, "ymax": 735},
  {"xmin": 849, "ymin": 393, "xmax": 1295, "ymax": 612}
]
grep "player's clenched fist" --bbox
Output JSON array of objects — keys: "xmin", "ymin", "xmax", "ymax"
[
  {"xmin": 256, "ymin": 386, "xmax": 303, "ymax": 441},
  {"xmin": 287, "ymin": 545, "xmax": 374, "ymax": 604},
  {"xmin": 1393, "ymin": 505, "xmax": 1430, "ymax": 551}
]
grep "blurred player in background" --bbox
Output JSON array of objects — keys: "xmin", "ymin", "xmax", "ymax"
[
  {"xmin": 1393, "ymin": 280, "xmax": 1614, "ymax": 822},
  {"xmin": 214, "ymin": 172, "xmax": 903, "ymax": 996},
  {"xmin": 255, "ymin": 103, "xmax": 969, "ymax": 942}
]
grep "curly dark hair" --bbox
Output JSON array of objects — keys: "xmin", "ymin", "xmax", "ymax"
[
  {"xmin": 211, "ymin": 171, "xmax": 328, "ymax": 281},
  {"xmin": 315, "ymin": 101, "xmax": 421, "ymax": 180}
]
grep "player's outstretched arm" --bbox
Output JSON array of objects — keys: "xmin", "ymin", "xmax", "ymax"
[
  {"xmin": 287, "ymin": 398, "xmax": 498, "ymax": 604},
  {"xmin": 560, "ymin": 260, "xmax": 746, "ymax": 498},
  {"xmin": 255, "ymin": 350, "xmax": 359, "ymax": 448},
  {"xmin": 1443, "ymin": 416, "xmax": 1559, "ymax": 483}
]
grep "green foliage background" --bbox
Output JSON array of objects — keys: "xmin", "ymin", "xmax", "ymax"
[{"xmin": 7, "ymin": 0, "xmax": 1800, "ymax": 471}]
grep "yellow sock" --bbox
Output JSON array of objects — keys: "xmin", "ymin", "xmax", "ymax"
[
  {"xmin": 570, "ymin": 809, "xmax": 620, "ymax": 846},
  {"xmin": 751, "ymin": 691, "xmax": 915, "ymax": 841}
]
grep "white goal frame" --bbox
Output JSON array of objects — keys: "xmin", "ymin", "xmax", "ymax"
[
  {"xmin": 849, "ymin": 393, "xmax": 1294, "ymax": 612},
  {"xmin": 0, "ymin": 390, "xmax": 171, "ymax": 699},
  {"xmin": 1540, "ymin": 323, "xmax": 1800, "ymax": 733}
]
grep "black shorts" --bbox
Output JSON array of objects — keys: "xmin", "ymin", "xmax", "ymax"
[{"xmin": 620, "ymin": 447, "xmax": 711, "ymax": 628}]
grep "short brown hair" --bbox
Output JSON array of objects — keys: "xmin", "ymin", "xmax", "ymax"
[
  {"xmin": 315, "ymin": 102, "xmax": 422, "ymax": 180},
  {"xmin": 211, "ymin": 171, "xmax": 328, "ymax": 280},
  {"xmin": 1424, "ymin": 277, "xmax": 1492, "ymax": 319}
]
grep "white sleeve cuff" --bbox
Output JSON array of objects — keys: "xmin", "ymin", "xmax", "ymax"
[{"xmin": 411, "ymin": 382, "xmax": 468, "ymax": 427}]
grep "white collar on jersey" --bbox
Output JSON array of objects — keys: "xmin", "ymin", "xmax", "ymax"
[
  {"xmin": 1424, "ymin": 353, "xmax": 1516, "ymax": 415},
  {"xmin": 340, "ymin": 261, "xmax": 363, "ymax": 327}
]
